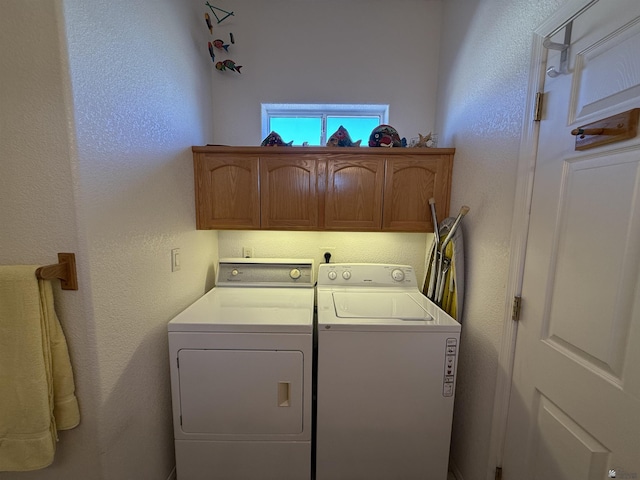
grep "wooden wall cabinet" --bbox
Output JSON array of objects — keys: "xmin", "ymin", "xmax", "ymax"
[
  {"xmin": 324, "ymin": 155, "xmax": 385, "ymax": 231},
  {"xmin": 192, "ymin": 146, "xmax": 453, "ymax": 232},
  {"xmin": 382, "ymin": 156, "xmax": 451, "ymax": 232},
  {"xmin": 193, "ymin": 153, "xmax": 260, "ymax": 229},
  {"xmin": 260, "ymin": 156, "xmax": 319, "ymax": 230}
]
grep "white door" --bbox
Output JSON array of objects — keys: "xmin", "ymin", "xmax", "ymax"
[{"xmin": 503, "ymin": 1, "xmax": 640, "ymax": 479}]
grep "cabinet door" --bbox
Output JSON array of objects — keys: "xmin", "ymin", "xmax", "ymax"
[
  {"xmin": 194, "ymin": 153, "xmax": 260, "ymax": 229},
  {"xmin": 260, "ymin": 157, "xmax": 319, "ymax": 229},
  {"xmin": 324, "ymin": 156, "xmax": 385, "ymax": 231},
  {"xmin": 382, "ymin": 155, "xmax": 452, "ymax": 232}
]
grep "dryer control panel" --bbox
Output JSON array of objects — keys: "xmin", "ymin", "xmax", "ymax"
[{"xmin": 217, "ymin": 258, "xmax": 314, "ymax": 287}]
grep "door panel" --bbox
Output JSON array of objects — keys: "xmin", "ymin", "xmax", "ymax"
[
  {"xmin": 531, "ymin": 394, "xmax": 609, "ymax": 480},
  {"xmin": 382, "ymin": 156, "xmax": 451, "ymax": 232},
  {"xmin": 503, "ymin": 2, "xmax": 640, "ymax": 478},
  {"xmin": 260, "ymin": 157, "xmax": 319, "ymax": 229},
  {"xmin": 178, "ymin": 349, "xmax": 304, "ymax": 435},
  {"xmin": 572, "ymin": 19, "xmax": 640, "ymax": 121},
  {"xmin": 544, "ymin": 150, "xmax": 640, "ymax": 380},
  {"xmin": 324, "ymin": 156, "xmax": 384, "ymax": 231},
  {"xmin": 194, "ymin": 154, "xmax": 260, "ymax": 229}
]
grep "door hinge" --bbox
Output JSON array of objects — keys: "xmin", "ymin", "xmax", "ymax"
[
  {"xmin": 534, "ymin": 92, "xmax": 544, "ymax": 121},
  {"xmin": 512, "ymin": 295, "xmax": 522, "ymax": 321},
  {"xmin": 495, "ymin": 466, "xmax": 503, "ymax": 480}
]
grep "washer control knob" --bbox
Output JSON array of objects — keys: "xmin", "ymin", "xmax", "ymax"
[
  {"xmin": 342, "ymin": 270, "xmax": 352, "ymax": 280},
  {"xmin": 231, "ymin": 269, "xmax": 239, "ymax": 276},
  {"xmin": 289, "ymin": 268, "xmax": 301, "ymax": 279},
  {"xmin": 327, "ymin": 271, "xmax": 337, "ymax": 280},
  {"xmin": 391, "ymin": 269, "xmax": 405, "ymax": 282}
]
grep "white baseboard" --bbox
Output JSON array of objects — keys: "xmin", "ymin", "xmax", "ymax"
[{"xmin": 166, "ymin": 466, "xmax": 176, "ymax": 480}]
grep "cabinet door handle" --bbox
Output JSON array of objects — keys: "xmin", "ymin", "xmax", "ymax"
[{"xmin": 278, "ymin": 382, "xmax": 291, "ymax": 407}]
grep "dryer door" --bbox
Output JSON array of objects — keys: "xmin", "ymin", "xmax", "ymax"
[{"xmin": 177, "ymin": 349, "xmax": 304, "ymax": 435}]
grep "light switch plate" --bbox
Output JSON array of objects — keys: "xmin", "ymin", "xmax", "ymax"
[{"xmin": 171, "ymin": 248, "xmax": 181, "ymax": 272}]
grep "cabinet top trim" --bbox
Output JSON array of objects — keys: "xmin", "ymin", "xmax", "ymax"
[{"xmin": 192, "ymin": 145, "xmax": 455, "ymax": 155}]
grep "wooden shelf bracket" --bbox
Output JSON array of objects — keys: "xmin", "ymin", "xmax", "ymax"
[{"xmin": 36, "ymin": 252, "xmax": 78, "ymax": 290}]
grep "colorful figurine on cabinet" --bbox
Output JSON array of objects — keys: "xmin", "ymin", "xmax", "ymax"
[
  {"xmin": 261, "ymin": 131, "xmax": 293, "ymax": 147},
  {"xmin": 368, "ymin": 124, "xmax": 402, "ymax": 147},
  {"xmin": 412, "ymin": 132, "xmax": 433, "ymax": 148},
  {"xmin": 326, "ymin": 125, "xmax": 361, "ymax": 147}
]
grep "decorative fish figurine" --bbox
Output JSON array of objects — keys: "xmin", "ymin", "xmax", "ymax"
[
  {"xmin": 208, "ymin": 42, "xmax": 215, "ymax": 63},
  {"xmin": 212, "ymin": 39, "xmax": 229, "ymax": 52},
  {"xmin": 326, "ymin": 125, "xmax": 361, "ymax": 147},
  {"xmin": 368, "ymin": 124, "xmax": 402, "ymax": 147},
  {"xmin": 204, "ymin": 13, "xmax": 213, "ymax": 34},
  {"xmin": 221, "ymin": 59, "xmax": 242, "ymax": 73},
  {"xmin": 261, "ymin": 131, "xmax": 293, "ymax": 147}
]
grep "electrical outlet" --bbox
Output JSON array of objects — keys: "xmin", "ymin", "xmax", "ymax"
[
  {"xmin": 319, "ymin": 247, "xmax": 336, "ymax": 263},
  {"xmin": 243, "ymin": 246, "xmax": 253, "ymax": 258}
]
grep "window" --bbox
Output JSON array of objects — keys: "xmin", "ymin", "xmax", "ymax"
[{"xmin": 261, "ymin": 104, "xmax": 389, "ymax": 146}]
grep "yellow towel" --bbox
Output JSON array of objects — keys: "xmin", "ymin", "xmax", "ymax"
[{"xmin": 0, "ymin": 266, "xmax": 80, "ymax": 471}]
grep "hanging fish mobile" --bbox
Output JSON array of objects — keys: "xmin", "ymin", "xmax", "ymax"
[
  {"xmin": 212, "ymin": 39, "xmax": 230, "ymax": 52},
  {"xmin": 204, "ymin": 13, "xmax": 213, "ymax": 34},
  {"xmin": 215, "ymin": 59, "xmax": 242, "ymax": 74},
  {"xmin": 203, "ymin": 3, "xmax": 242, "ymax": 74}
]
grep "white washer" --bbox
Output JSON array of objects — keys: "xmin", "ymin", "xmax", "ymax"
[
  {"xmin": 168, "ymin": 258, "xmax": 314, "ymax": 480},
  {"xmin": 315, "ymin": 263, "xmax": 461, "ymax": 480}
]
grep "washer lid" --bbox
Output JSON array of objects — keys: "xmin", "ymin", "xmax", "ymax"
[
  {"xmin": 168, "ymin": 287, "xmax": 314, "ymax": 333},
  {"xmin": 332, "ymin": 292, "xmax": 431, "ymax": 320},
  {"xmin": 317, "ymin": 290, "xmax": 460, "ymax": 332}
]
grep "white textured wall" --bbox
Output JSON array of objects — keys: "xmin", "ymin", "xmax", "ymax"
[
  {"xmin": 0, "ymin": 2, "xmax": 102, "ymax": 478},
  {"xmin": 1, "ymin": 0, "xmax": 217, "ymax": 478},
  {"xmin": 210, "ymin": 0, "xmax": 442, "ymax": 145},
  {"xmin": 61, "ymin": 0, "xmax": 218, "ymax": 478},
  {"xmin": 435, "ymin": 1, "xmax": 566, "ymax": 479}
]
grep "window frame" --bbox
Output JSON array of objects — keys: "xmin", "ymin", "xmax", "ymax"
[{"xmin": 261, "ymin": 103, "xmax": 389, "ymax": 146}]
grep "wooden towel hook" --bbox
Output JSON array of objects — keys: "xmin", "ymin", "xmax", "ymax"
[
  {"xmin": 36, "ymin": 253, "xmax": 78, "ymax": 290},
  {"xmin": 571, "ymin": 108, "xmax": 639, "ymax": 151}
]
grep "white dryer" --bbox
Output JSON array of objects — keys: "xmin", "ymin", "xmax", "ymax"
[
  {"xmin": 315, "ymin": 263, "xmax": 461, "ymax": 480},
  {"xmin": 168, "ymin": 258, "xmax": 314, "ymax": 480}
]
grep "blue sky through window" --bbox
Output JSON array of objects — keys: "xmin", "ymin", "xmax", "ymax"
[
  {"xmin": 262, "ymin": 104, "xmax": 389, "ymax": 146},
  {"xmin": 270, "ymin": 117, "xmax": 322, "ymax": 146}
]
